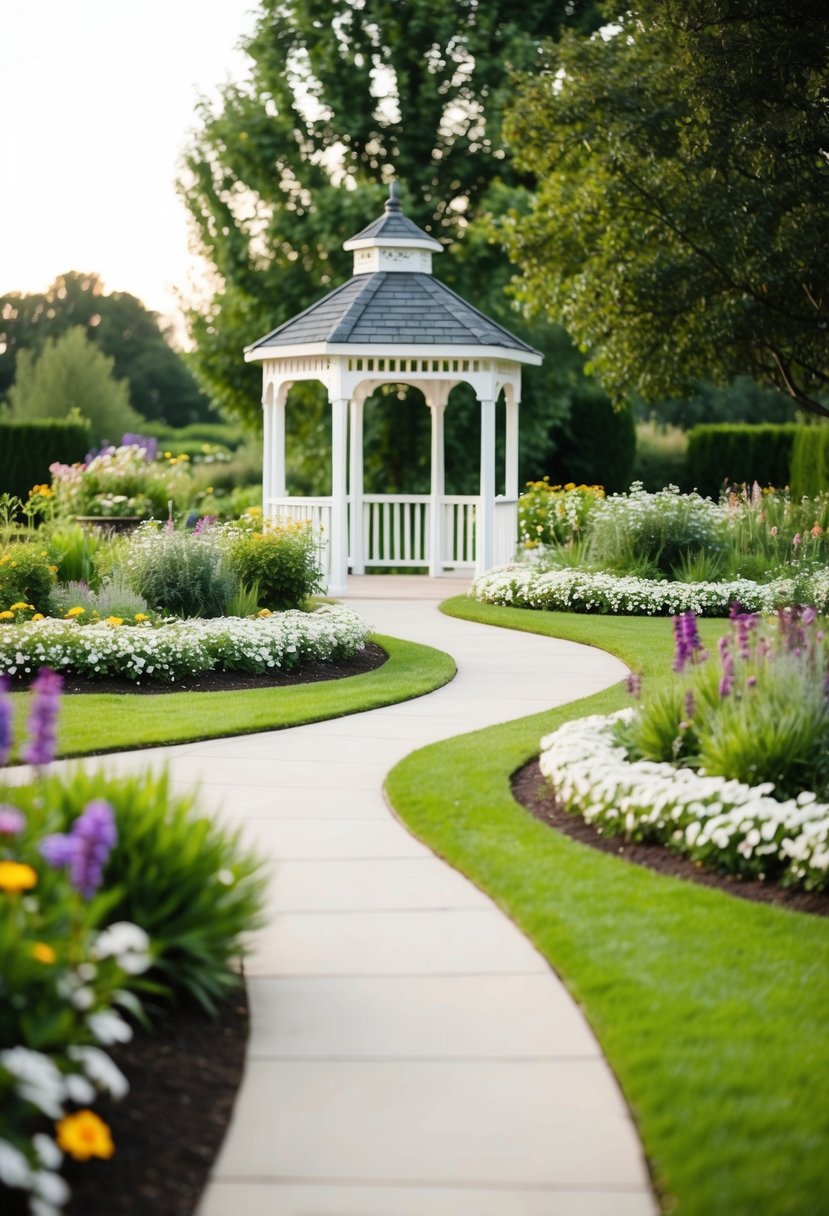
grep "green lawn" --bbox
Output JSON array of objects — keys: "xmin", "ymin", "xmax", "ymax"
[
  {"xmin": 10, "ymin": 634, "xmax": 455, "ymax": 759},
  {"xmin": 386, "ymin": 597, "xmax": 829, "ymax": 1216}
]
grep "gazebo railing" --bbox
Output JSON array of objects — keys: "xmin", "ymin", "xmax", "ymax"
[{"xmin": 265, "ymin": 493, "xmax": 517, "ymax": 578}]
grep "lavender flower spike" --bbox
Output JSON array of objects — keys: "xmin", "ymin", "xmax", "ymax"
[
  {"xmin": 0, "ymin": 676, "xmax": 12, "ymax": 768},
  {"xmin": 21, "ymin": 668, "xmax": 63, "ymax": 768},
  {"xmin": 40, "ymin": 800, "xmax": 117, "ymax": 900}
]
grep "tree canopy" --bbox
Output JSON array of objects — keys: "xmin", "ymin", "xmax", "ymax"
[
  {"xmin": 0, "ymin": 273, "xmax": 213, "ymax": 426},
  {"xmin": 178, "ymin": 0, "xmax": 602, "ymax": 487},
  {"xmin": 501, "ymin": 0, "xmax": 829, "ymax": 417},
  {"xmin": 8, "ymin": 326, "xmax": 140, "ymax": 443}
]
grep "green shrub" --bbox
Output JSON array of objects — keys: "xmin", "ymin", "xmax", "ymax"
[
  {"xmin": 790, "ymin": 424, "xmax": 829, "ymax": 497},
  {"xmin": 51, "ymin": 577, "xmax": 153, "ymax": 622},
  {"xmin": 585, "ymin": 484, "xmax": 725, "ymax": 577},
  {"xmin": 224, "ymin": 520, "xmax": 323, "ymax": 610},
  {"xmin": 518, "ymin": 480, "xmax": 605, "ymax": 549},
  {"xmin": 120, "ymin": 523, "xmax": 237, "ymax": 618},
  {"xmin": 45, "ymin": 520, "xmax": 105, "ymax": 585},
  {"xmin": 0, "ymin": 419, "xmax": 91, "ymax": 501},
  {"xmin": 0, "ymin": 543, "xmax": 56, "ymax": 613},
  {"xmin": 686, "ymin": 423, "xmax": 799, "ymax": 497}
]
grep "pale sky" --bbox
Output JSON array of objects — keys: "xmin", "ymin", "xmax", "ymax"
[{"xmin": 0, "ymin": 0, "xmax": 258, "ymax": 330}]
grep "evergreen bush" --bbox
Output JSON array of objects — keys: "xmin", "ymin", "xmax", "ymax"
[
  {"xmin": 0, "ymin": 419, "xmax": 91, "ymax": 500},
  {"xmin": 686, "ymin": 424, "xmax": 799, "ymax": 497},
  {"xmin": 790, "ymin": 425, "xmax": 829, "ymax": 497}
]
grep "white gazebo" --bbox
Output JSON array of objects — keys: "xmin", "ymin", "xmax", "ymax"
[{"xmin": 245, "ymin": 182, "xmax": 542, "ymax": 595}]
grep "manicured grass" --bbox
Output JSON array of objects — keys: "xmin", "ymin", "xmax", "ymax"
[
  {"xmin": 10, "ymin": 634, "xmax": 455, "ymax": 759},
  {"xmin": 387, "ymin": 597, "xmax": 829, "ymax": 1216}
]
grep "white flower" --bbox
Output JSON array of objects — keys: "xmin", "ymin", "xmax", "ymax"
[
  {"xmin": 93, "ymin": 920, "xmax": 151, "ymax": 975},
  {"xmin": 68, "ymin": 1045, "xmax": 129, "ymax": 1100},
  {"xmin": 64, "ymin": 1071, "xmax": 96, "ymax": 1105},
  {"xmin": 87, "ymin": 1009, "xmax": 133, "ymax": 1045},
  {"xmin": 31, "ymin": 1168, "xmax": 70, "ymax": 1206},
  {"xmin": 32, "ymin": 1134, "xmax": 62, "ymax": 1171},
  {"xmin": 1, "ymin": 1048, "xmax": 66, "ymax": 1118},
  {"xmin": 0, "ymin": 1137, "xmax": 32, "ymax": 1187}
]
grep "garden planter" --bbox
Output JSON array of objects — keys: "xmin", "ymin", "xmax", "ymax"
[{"xmin": 74, "ymin": 515, "xmax": 145, "ymax": 534}]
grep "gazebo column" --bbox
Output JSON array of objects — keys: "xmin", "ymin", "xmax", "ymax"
[
  {"xmin": 273, "ymin": 397, "xmax": 287, "ymax": 498},
  {"xmin": 477, "ymin": 396, "xmax": 497, "ymax": 575},
  {"xmin": 505, "ymin": 397, "xmax": 520, "ymax": 500},
  {"xmin": 427, "ymin": 395, "xmax": 447, "ymax": 577},
  {"xmin": 329, "ymin": 397, "xmax": 349, "ymax": 596},
  {"xmin": 349, "ymin": 397, "xmax": 365, "ymax": 574},
  {"xmin": 261, "ymin": 395, "xmax": 273, "ymax": 518}
]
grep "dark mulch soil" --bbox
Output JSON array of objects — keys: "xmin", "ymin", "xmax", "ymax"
[
  {"xmin": 13, "ymin": 641, "xmax": 388, "ymax": 695},
  {"xmin": 512, "ymin": 758, "xmax": 829, "ymax": 918}
]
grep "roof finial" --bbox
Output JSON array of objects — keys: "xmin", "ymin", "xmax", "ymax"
[{"xmin": 385, "ymin": 179, "xmax": 401, "ymax": 213}]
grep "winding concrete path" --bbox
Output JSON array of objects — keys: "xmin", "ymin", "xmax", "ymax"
[{"xmin": 77, "ymin": 578, "xmax": 657, "ymax": 1214}]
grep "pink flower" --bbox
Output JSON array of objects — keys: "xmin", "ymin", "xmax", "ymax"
[{"xmin": 769, "ymin": 526, "xmax": 778, "ymax": 537}]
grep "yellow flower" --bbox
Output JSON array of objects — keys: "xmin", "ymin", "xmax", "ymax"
[
  {"xmin": 0, "ymin": 610, "xmax": 14, "ymax": 621},
  {"xmin": 32, "ymin": 613, "xmax": 44, "ymax": 621},
  {"xmin": 49, "ymin": 565, "xmax": 58, "ymax": 574},
  {"xmin": 56, "ymin": 1110, "xmax": 115, "ymax": 1161},
  {"xmin": 32, "ymin": 942, "xmax": 56, "ymax": 964},
  {"xmin": 9, "ymin": 602, "xmax": 31, "ymax": 611},
  {"xmin": 65, "ymin": 607, "xmax": 85, "ymax": 618},
  {"xmin": 134, "ymin": 613, "xmax": 148, "ymax": 622},
  {"xmin": 257, "ymin": 608, "xmax": 272, "ymax": 618},
  {"xmin": 105, "ymin": 616, "xmax": 123, "ymax": 626},
  {"xmin": 0, "ymin": 861, "xmax": 37, "ymax": 893}
]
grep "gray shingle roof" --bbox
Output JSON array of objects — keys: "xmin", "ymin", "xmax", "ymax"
[
  {"xmin": 248, "ymin": 272, "xmax": 539, "ymax": 356},
  {"xmin": 346, "ymin": 210, "xmax": 440, "ymax": 245}
]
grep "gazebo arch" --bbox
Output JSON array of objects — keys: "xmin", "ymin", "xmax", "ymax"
[{"xmin": 245, "ymin": 182, "xmax": 542, "ymax": 595}]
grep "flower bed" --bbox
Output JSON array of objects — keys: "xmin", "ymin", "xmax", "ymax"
[
  {"xmin": 539, "ymin": 710, "xmax": 829, "ymax": 892},
  {"xmin": 0, "ymin": 605, "xmax": 370, "ymax": 684},
  {"xmin": 472, "ymin": 565, "xmax": 829, "ymax": 616}
]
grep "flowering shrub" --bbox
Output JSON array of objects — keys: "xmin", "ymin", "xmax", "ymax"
[
  {"xmin": 722, "ymin": 484, "xmax": 829, "ymax": 578},
  {"xmin": 540, "ymin": 710, "xmax": 829, "ymax": 892},
  {"xmin": 48, "ymin": 442, "xmax": 192, "ymax": 521},
  {"xmin": 518, "ymin": 480, "xmax": 604, "ymax": 549},
  {"xmin": 0, "ymin": 604, "xmax": 369, "ymax": 684},
  {"xmin": 585, "ymin": 483, "xmax": 726, "ymax": 577},
  {"xmin": 223, "ymin": 517, "xmax": 323, "ymax": 610},
  {"xmin": 119, "ymin": 521, "xmax": 236, "ymax": 618},
  {"xmin": 0, "ymin": 546, "xmax": 56, "ymax": 616}
]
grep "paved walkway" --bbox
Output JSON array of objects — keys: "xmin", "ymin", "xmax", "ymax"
[{"xmin": 70, "ymin": 578, "xmax": 656, "ymax": 1215}]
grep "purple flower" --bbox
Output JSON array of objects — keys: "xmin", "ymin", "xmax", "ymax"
[
  {"xmin": 0, "ymin": 804, "xmax": 25, "ymax": 835},
  {"xmin": 625, "ymin": 672, "xmax": 642, "ymax": 699},
  {"xmin": 0, "ymin": 676, "xmax": 12, "ymax": 767},
  {"xmin": 121, "ymin": 433, "xmax": 157, "ymax": 461},
  {"xmin": 40, "ymin": 799, "xmax": 117, "ymax": 899},
  {"xmin": 193, "ymin": 515, "xmax": 217, "ymax": 536},
  {"xmin": 719, "ymin": 674, "xmax": 733, "ymax": 699},
  {"xmin": 672, "ymin": 612, "xmax": 704, "ymax": 673},
  {"xmin": 684, "ymin": 689, "xmax": 696, "ymax": 721},
  {"xmin": 21, "ymin": 668, "xmax": 63, "ymax": 768}
]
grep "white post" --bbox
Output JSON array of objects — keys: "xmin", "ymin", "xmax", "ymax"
[
  {"xmin": 428, "ymin": 398, "xmax": 446, "ymax": 576},
  {"xmin": 477, "ymin": 397, "xmax": 497, "ymax": 576},
  {"xmin": 261, "ymin": 396, "xmax": 273, "ymax": 519},
  {"xmin": 505, "ymin": 397, "xmax": 520, "ymax": 500},
  {"xmin": 329, "ymin": 397, "xmax": 349, "ymax": 596},
  {"xmin": 273, "ymin": 398, "xmax": 287, "ymax": 498},
  {"xmin": 349, "ymin": 397, "xmax": 365, "ymax": 574}
]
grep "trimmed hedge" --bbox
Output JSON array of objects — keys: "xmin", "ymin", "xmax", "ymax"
[
  {"xmin": 0, "ymin": 419, "xmax": 91, "ymax": 500},
  {"xmin": 791, "ymin": 425, "xmax": 829, "ymax": 497},
  {"xmin": 685, "ymin": 423, "xmax": 799, "ymax": 497}
]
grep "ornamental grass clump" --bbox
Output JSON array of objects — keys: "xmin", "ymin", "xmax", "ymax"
[{"xmin": 121, "ymin": 520, "xmax": 236, "ymax": 618}]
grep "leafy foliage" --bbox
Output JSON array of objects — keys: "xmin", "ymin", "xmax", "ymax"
[
  {"xmin": 0, "ymin": 272, "xmax": 213, "ymax": 425},
  {"xmin": 8, "ymin": 327, "xmax": 141, "ymax": 443},
  {"xmin": 0, "ymin": 544, "xmax": 56, "ymax": 614},
  {"xmin": 178, "ymin": 1, "xmax": 603, "ymax": 486},
  {"xmin": 121, "ymin": 524, "xmax": 236, "ymax": 619},
  {"xmin": 0, "ymin": 419, "xmax": 91, "ymax": 502},
  {"xmin": 502, "ymin": 1, "xmax": 829, "ymax": 416},
  {"xmin": 224, "ymin": 520, "xmax": 323, "ymax": 610}
]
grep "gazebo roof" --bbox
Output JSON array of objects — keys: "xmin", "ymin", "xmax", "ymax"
[
  {"xmin": 246, "ymin": 182, "xmax": 541, "ymax": 363},
  {"xmin": 246, "ymin": 271, "xmax": 539, "ymax": 355}
]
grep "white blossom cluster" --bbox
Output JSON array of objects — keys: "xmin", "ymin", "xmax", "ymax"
[
  {"xmin": 0, "ymin": 605, "xmax": 370, "ymax": 684},
  {"xmin": 539, "ymin": 710, "xmax": 829, "ymax": 891},
  {"xmin": 472, "ymin": 566, "xmax": 829, "ymax": 616}
]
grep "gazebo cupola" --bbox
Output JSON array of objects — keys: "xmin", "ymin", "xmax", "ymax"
[{"xmin": 245, "ymin": 182, "xmax": 542, "ymax": 595}]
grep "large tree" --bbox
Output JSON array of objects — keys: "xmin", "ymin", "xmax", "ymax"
[
  {"xmin": 8, "ymin": 326, "xmax": 140, "ymax": 443},
  {"xmin": 501, "ymin": 0, "xmax": 829, "ymax": 417},
  {"xmin": 179, "ymin": 0, "xmax": 601, "ymax": 489},
  {"xmin": 0, "ymin": 273, "xmax": 213, "ymax": 426}
]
